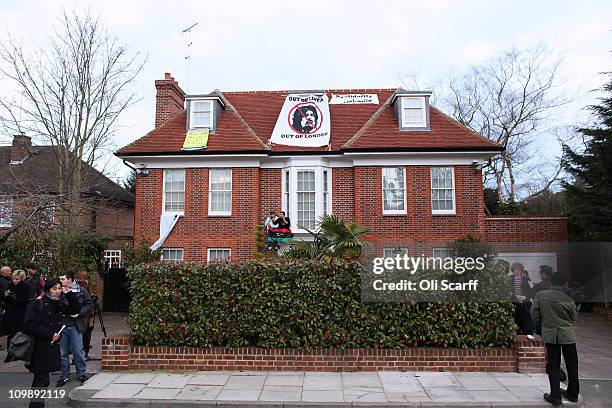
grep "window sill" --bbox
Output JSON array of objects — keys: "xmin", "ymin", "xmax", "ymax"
[
  {"xmin": 432, "ymin": 212, "xmax": 457, "ymax": 216},
  {"xmin": 382, "ymin": 213, "xmax": 407, "ymax": 217},
  {"xmin": 208, "ymin": 213, "xmax": 232, "ymax": 217}
]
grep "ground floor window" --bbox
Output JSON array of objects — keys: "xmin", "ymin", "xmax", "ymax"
[
  {"xmin": 161, "ymin": 248, "xmax": 183, "ymax": 262},
  {"xmin": 432, "ymin": 247, "xmax": 455, "ymax": 259},
  {"xmin": 103, "ymin": 249, "xmax": 123, "ymax": 268},
  {"xmin": 208, "ymin": 248, "xmax": 231, "ymax": 262}
]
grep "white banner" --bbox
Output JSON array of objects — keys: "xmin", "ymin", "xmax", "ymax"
[
  {"xmin": 270, "ymin": 94, "xmax": 330, "ymax": 147},
  {"xmin": 330, "ymin": 93, "xmax": 379, "ymax": 105}
]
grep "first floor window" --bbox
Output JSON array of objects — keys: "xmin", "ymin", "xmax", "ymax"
[
  {"xmin": 104, "ymin": 250, "xmax": 123, "ymax": 268},
  {"xmin": 0, "ymin": 195, "xmax": 13, "ymax": 228},
  {"xmin": 382, "ymin": 167, "xmax": 406, "ymax": 214},
  {"xmin": 209, "ymin": 168, "xmax": 232, "ymax": 215},
  {"xmin": 208, "ymin": 248, "xmax": 231, "ymax": 262},
  {"xmin": 431, "ymin": 167, "xmax": 455, "ymax": 214},
  {"xmin": 297, "ymin": 170, "xmax": 316, "ymax": 229},
  {"xmin": 163, "ymin": 169, "xmax": 185, "ymax": 213},
  {"xmin": 161, "ymin": 248, "xmax": 183, "ymax": 262}
]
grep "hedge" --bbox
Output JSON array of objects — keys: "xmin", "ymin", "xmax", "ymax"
[{"xmin": 127, "ymin": 260, "xmax": 517, "ymax": 349}]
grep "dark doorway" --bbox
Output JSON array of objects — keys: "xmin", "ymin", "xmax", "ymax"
[{"xmin": 103, "ymin": 267, "xmax": 131, "ymax": 312}]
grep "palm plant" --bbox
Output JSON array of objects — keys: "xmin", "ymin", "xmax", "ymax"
[{"xmin": 285, "ymin": 214, "xmax": 371, "ymax": 261}]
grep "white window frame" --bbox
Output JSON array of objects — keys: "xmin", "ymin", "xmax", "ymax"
[
  {"xmin": 282, "ymin": 167, "xmax": 332, "ymax": 232},
  {"xmin": 103, "ymin": 249, "xmax": 123, "ymax": 268},
  {"xmin": 401, "ymin": 97, "xmax": 427, "ymax": 128},
  {"xmin": 382, "ymin": 167, "xmax": 407, "ymax": 215},
  {"xmin": 208, "ymin": 168, "xmax": 232, "ymax": 216},
  {"xmin": 162, "ymin": 169, "xmax": 185, "ymax": 215},
  {"xmin": 161, "ymin": 248, "xmax": 184, "ymax": 262},
  {"xmin": 383, "ymin": 247, "xmax": 408, "ymax": 258},
  {"xmin": 0, "ymin": 195, "xmax": 13, "ymax": 228},
  {"xmin": 431, "ymin": 166, "xmax": 456, "ymax": 215},
  {"xmin": 189, "ymin": 100, "xmax": 213, "ymax": 129},
  {"xmin": 207, "ymin": 248, "xmax": 231, "ymax": 263}
]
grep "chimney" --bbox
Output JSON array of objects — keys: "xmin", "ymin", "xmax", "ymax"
[
  {"xmin": 155, "ymin": 72, "xmax": 185, "ymax": 128},
  {"xmin": 11, "ymin": 134, "xmax": 32, "ymax": 163}
]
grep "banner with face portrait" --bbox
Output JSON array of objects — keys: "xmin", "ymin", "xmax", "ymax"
[{"xmin": 269, "ymin": 94, "xmax": 331, "ymax": 147}]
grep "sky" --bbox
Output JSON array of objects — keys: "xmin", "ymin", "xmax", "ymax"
[{"xmin": 0, "ymin": 0, "xmax": 611, "ymax": 184}]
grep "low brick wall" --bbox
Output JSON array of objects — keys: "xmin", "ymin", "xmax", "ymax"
[
  {"xmin": 593, "ymin": 307, "xmax": 612, "ymax": 321},
  {"xmin": 101, "ymin": 334, "xmax": 544, "ymax": 373},
  {"xmin": 484, "ymin": 216, "xmax": 568, "ymax": 242}
]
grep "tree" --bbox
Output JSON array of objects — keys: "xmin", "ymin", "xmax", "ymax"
[
  {"xmin": 122, "ymin": 169, "xmax": 137, "ymax": 194},
  {"xmin": 562, "ymin": 73, "xmax": 612, "ymax": 241},
  {"xmin": 285, "ymin": 214, "xmax": 371, "ymax": 262},
  {"xmin": 0, "ymin": 10, "xmax": 144, "ymax": 232},
  {"xmin": 443, "ymin": 46, "xmax": 571, "ymax": 204}
]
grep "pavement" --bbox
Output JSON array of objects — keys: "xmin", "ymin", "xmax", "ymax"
[
  {"xmin": 0, "ymin": 311, "xmax": 610, "ymax": 407},
  {"xmin": 68, "ymin": 370, "xmax": 584, "ymax": 407}
]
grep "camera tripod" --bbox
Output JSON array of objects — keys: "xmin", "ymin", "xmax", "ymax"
[{"xmin": 83, "ymin": 295, "xmax": 107, "ymax": 361}]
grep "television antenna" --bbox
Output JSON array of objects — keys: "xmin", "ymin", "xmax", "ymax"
[{"xmin": 182, "ymin": 22, "xmax": 199, "ymax": 93}]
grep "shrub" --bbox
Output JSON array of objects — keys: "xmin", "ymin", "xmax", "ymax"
[{"xmin": 128, "ymin": 259, "xmax": 516, "ymax": 348}]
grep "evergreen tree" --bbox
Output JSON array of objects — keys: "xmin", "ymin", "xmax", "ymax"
[
  {"xmin": 563, "ymin": 73, "xmax": 612, "ymax": 241},
  {"xmin": 122, "ymin": 169, "xmax": 137, "ymax": 194}
]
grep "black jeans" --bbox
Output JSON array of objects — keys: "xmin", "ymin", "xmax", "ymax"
[
  {"xmin": 546, "ymin": 343, "xmax": 579, "ymax": 400},
  {"xmin": 513, "ymin": 302, "xmax": 534, "ymax": 334},
  {"xmin": 29, "ymin": 371, "xmax": 50, "ymax": 408}
]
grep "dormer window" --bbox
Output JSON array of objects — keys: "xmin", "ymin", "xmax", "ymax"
[
  {"xmin": 186, "ymin": 96, "xmax": 225, "ymax": 132},
  {"xmin": 190, "ymin": 100, "xmax": 212, "ymax": 129},
  {"xmin": 391, "ymin": 92, "xmax": 431, "ymax": 131}
]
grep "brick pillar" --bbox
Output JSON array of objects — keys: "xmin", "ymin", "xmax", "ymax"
[
  {"xmin": 101, "ymin": 333, "xmax": 131, "ymax": 371},
  {"xmin": 515, "ymin": 335, "xmax": 546, "ymax": 373},
  {"xmin": 11, "ymin": 134, "xmax": 31, "ymax": 162}
]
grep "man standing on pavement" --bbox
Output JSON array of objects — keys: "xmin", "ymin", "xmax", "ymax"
[
  {"xmin": 531, "ymin": 272, "xmax": 580, "ymax": 406},
  {"xmin": 24, "ymin": 262, "xmax": 44, "ymax": 304},
  {"xmin": 56, "ymin": 271, "xmax": 92, "ymax": 387}
]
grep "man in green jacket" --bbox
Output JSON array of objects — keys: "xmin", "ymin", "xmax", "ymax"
[{"xmin": 531, "ymin": 272, "xmax": 579, "ymax": 406}]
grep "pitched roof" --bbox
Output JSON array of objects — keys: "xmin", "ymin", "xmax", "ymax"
[
  {"xmin": 117, "ymin": 88, "xmax": 502, "ymax": 156},
  {"xmin": 0, "ymin": 146, "xmax": 135, "ymax": 204}
]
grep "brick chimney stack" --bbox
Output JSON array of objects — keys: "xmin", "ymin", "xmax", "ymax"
[
  {"xmin": 11, "ymin": 134, "xmax": 32, "ymax": 162},
  {"xmin": 155, "ymin": 72, "xmax": 185, "ymax": 128}
]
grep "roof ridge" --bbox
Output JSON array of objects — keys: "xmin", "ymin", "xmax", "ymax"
[
  {"xmin": 214, "ymin": 91, "xmax": 269, "ymax": 150},
  {"xmin": 342, "ymin": 89, "xmax": 400, "ymax": 149},
  {"xmin": 221, "ymin": 88, "xmax": 398, "ymax": 95}
]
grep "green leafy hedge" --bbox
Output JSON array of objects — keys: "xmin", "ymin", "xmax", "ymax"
[{"xmin": 128, "ymin": 260, "xmax": 516, "ymax": 348}]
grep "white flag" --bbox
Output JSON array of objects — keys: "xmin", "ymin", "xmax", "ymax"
[
  {"xmin": 329, "ymin": 93, "xmax": 379, "ymax": 105},
  {"xmin": 269, "ymin": 94, "xmax": 330, "ymax": 147}
]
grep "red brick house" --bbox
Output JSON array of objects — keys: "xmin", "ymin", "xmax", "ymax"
[{"xmin": 117, "ymin": 73, "xmax": 567, "ymax": 278}]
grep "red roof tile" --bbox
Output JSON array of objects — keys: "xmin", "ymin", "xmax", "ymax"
[{"xmin": 117, "ymin": 89, "xmax": 502, "ymax": 156}]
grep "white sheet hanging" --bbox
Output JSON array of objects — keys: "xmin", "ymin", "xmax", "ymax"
[{"xmin": 150, "ymin": 214, "xmax": 181, "ymax": 250}]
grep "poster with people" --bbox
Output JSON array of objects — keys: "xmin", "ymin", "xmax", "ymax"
[{"xmin": 270, "ymin": 94, "xmax": 331, "ymax": 147}]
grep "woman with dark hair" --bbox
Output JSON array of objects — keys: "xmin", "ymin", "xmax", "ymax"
[
  {"xmin": 2, "ymin": 269, "xmax": 30, "ymax": 362},
  {"xmin": 23, "ymin": 278, "xmax": 64, "ymax": 408}
]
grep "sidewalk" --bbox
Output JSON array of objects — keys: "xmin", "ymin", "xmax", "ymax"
[{"xmin": 69, "ymin": 371, "xmax": 583, "ymax": 407}]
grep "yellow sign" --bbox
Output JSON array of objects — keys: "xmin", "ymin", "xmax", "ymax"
[{"xmin": 182, "ymin": 129, "xmax": 209, "ymax": 150}]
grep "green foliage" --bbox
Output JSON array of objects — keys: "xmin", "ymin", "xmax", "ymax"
[
  {"xmin": 562, "ymin": 73, "xmax": 612, "ymax": 241},
  {"xmin": 128, "ymin": 260, "xmax": 516, "ymax": 349},
  {"xmin": 285, "ymin": 214, "xmax": 372, "ymax": 261},
  {"xmin": 122, "ymin": 239, "xmax": 162, "ymax": 269},
  {"xmin": 0, "ymin": 229, "xmax": 110, "ymax": 279}
]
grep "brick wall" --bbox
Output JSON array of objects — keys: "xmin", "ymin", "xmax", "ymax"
[
  {"xmin": 354, "ymin": 165, "xmax": 485, "ymax": 248},
  {"xmin": 136, "ymin": 168, "xmax": 260, "ymax": 262},
  {"xmin": 332, "ymin": 167, "xmax": 354, "ymax": 221},
  {"xmin": 101, "ymin": 334, "xmax": 544, "ymax": 373},
  {"xmin": 259, "ymin": 168, "xmax": 282, "ymax": 221},
  {"xmin": 484, "ymin": 216, "xmax": 568, "ymax": 242}
]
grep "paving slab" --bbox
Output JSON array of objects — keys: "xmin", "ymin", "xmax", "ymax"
[
  {"xmin": 68, "ymin": 370, "xmax": 586, "ymax": 407},
  {"xmin": 175, "ymin": 385, "xmax": 223, "ymax": 400}
]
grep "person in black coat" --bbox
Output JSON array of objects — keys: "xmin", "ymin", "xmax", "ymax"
[
  {"xmin": 2, "ymin": 269, "xmax": 30, "ymax": 361},
  {"xmin": 23, "ymin": 279, "xmax": 64, "ymax": 408}
]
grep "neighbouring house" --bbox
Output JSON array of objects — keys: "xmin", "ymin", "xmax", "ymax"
[
  {"xmin": 116, "ymin": 73, "xmax": 567, "ymax": 280},
  {"xmin": 0, "ymin": 134, "xmax": 135, "ymax": 302}
]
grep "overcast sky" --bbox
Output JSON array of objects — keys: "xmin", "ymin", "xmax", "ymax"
[{"xmin": 1, "ymin": 0, "xmax": 611, "ymax": 183}]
